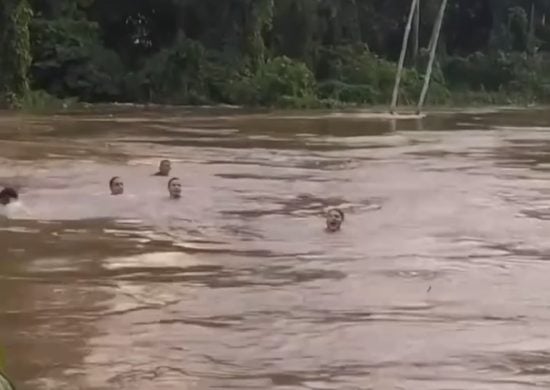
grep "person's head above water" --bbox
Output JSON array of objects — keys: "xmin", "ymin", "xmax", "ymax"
[
  {"xmin": 168, "ymin": 177, "xmax": 182, "ymax": 199},
  {"xmin": 109, "ymin": 176, "xmax": 124, "ymax": 195},
  {"xmin": 325, "ymin": 208, "xmax": 344, "ymax": 232},
  {"xmin": 0, "ymin": 187, "xmax": 18, "ymax": 205},
  {"xmin": 155, "ymin": 160, "xmax": 171, "ymax": 176}
]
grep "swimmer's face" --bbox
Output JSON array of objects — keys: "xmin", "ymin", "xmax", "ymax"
[
  {"xmin": 326, "ymin": 209, "xmax": 343, "ymax": 232},
  {"xmin": 110, "ymin": 178, "xmax": 124, "ymax": 195},
  {"xmin": 0, "ymin": 196, "xmax": 10, "ymax": 205},
  {"xmin": 168, "ymin": 179, "xmax": 181, "ymax": 199},
  {"xmin": 159, "ymin": 161, "xmax": 171, "ymax": 176}
]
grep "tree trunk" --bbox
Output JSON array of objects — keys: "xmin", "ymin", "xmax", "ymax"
[
  {"xmin": 0, "ymin": 0, "xmax": 32, "ymax": 108},
  {"xmin": 243, "ymin": 0, "xmax": 274, "ymax": 70}
]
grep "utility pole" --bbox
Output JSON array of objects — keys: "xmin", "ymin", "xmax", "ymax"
[
  {"xmin": 416, "ymin": 0, "xmax": 448, "ymax": 114},
  {"xmin": 390, "ymin": 0, "xmax": 420, "ymax": 114},
  {"xmin": 411, "ymin": 0, "xmax": 420, "ymax": 65}
]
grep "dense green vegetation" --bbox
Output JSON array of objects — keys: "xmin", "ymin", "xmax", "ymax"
[{"xmin": 1, "ymin": 0, "xmax": 550, "ymax": 109}]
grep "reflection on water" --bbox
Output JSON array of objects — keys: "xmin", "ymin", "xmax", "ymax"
[{"xmin": 3, "ymin": 106, "xmax": 550, "ymax": 389}]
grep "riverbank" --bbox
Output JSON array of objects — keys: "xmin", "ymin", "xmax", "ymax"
[
  {"xmin": 1, "ymin": 100, "xmax": 547, "ymax": 139},
  {"xmin": 8, "ymin": 99, "xmax": 545, "ymax": 118}
]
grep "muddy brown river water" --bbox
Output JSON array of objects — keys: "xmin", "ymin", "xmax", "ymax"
[{"xmin": 2, "ymin": 106, "xmax": 550, "ymax": 389}]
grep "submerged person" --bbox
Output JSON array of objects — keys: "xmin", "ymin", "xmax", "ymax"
[
  {"xmin": 0, "ymin": 187, "xmax": 18, "ymax": 205},
  {"xmin": 168, "ymin": 177, "xmax": 182, "ymax": 199},
  {"xmin": 109, "ymin": 176, "xmax": 124, "ymax": 196},
  {"xmin": 325, "ymin": 208, "xmax": 344, "ymax": 232},
  {"xmin": 153, "ymin": 160, "xmax": 171, "ymax": 177},
  {"xmin": 0, "ymin": 187, "xmax": 29, "ymax": 218}
]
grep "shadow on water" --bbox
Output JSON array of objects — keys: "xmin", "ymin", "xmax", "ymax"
[{"xmin": 4, "ymin": 106, "xmax": 550, "ymax": 389}]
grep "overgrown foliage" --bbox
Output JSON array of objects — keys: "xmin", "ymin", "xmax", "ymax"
[
  {"xmin": 30, "ymin": 18, "xmax": 124, "ymax": 101},
  {"xmin": 0, "ymin": 0, "xmax": 33, "ymax": 108},
  {"xmin": 2, "ymin": 0, "xmax": 550, "ymax": 108}
]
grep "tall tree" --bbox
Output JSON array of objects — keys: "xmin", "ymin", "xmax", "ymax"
[
  {"xmin": 0, "ymin": 0, "xmax": 33, "ymax": 107},
  {"xmin": 242, "ymin": 0, "xmax": 274, "ymax": 69}
]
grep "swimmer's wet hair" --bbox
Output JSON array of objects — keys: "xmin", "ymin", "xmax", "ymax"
[
  {"xmin": 328, "ymin": 207, "xmax": 344, "ymax": 220},
  {"xmin": 160, "ymin": 159, "xmax": 170, "ymax": 164},
  {"xmin": 168, "ymin": 177, "xmax": 180, "ymax": 188},
  {"xmin": 0, "ymin": 187, "xmax": 18, "ymax": 199},
  {"xmin": 109, "ymin": 176, "xmax": 120, "ymax": 188}
]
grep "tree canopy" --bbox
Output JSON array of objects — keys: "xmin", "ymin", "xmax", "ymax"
[{"xmin": 1, "ymin": 0, "xmax": 550, "ymax": 108}]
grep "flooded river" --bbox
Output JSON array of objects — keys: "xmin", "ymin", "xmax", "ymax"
[{"xmin": 2, "ymin": 106, "xmax": 550, "ymax": 389}]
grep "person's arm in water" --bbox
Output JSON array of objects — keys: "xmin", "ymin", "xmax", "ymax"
[{"xmin": 0, "ymin": 372, "xmax": 15, "ymax": 390}]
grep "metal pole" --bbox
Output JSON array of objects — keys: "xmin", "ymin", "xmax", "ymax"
[
  {"xmin": 416, "ymin": 0, "xmax": 448, "ymax": 115},
  {"xmin": 390, "ymin": 0, "xmax": 420, "ymax": 114},
  {"xmin": 528, "ymin": 1, "xmax": 535, "ymax": 55},
  {"xmin": 412, "ymin": 0, "xmax": 420, "ymax": 64}
]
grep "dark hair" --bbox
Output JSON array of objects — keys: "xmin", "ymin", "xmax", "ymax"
[
  {"xmin": 328, "ymin": 207, "xmax": 344, "ymax": 220},
  {"xmin": 168, "ymin": 177, "xmax": 180, "ymax": 188},
  {"xmin": 109, "ymin": 176, "xmax": 120, "ymax": 188},
  {"xmin": 160, "ymin": 159, "xmax": 170, "ymax": 165},
  {"xmin": 0, "ymin": 187, "xmax": 18, "ymax": 200}
]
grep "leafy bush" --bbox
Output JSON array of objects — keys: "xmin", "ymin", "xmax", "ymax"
[
  {"xmin": 222, "ymin": 71, "xmax": 257, "ymax": 105},
  {"xmin": 254, "ymin": 56, "xmax": 316, "ymax": 105},
  {"xmin": 21, "ymin": 89, "xmax": 78, "ymax": 112},
  {"xmin": 317, "ymin": 80, "xmax": 379, "ymax": 103},
  {"xmin": 30, "ymin": 18, "xmax": 125, "ymax": 101},
  {"xmin": 443, "ymin": 51, "xmax": 550, "ymax": 102},
  {"xmin": 444, "ymin": 52, "xmax": 517, "ymax": 90},
  {"xmin": 224, "ymin": 56, "xmax": 317, "ymax": 106},
  {"xmin": 315, "ymin": 45, "xmax": 449, "ymax": 105},
  {"xmin": 135, "ymin": 34, "xmax": 209, "ymax": 104}
]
